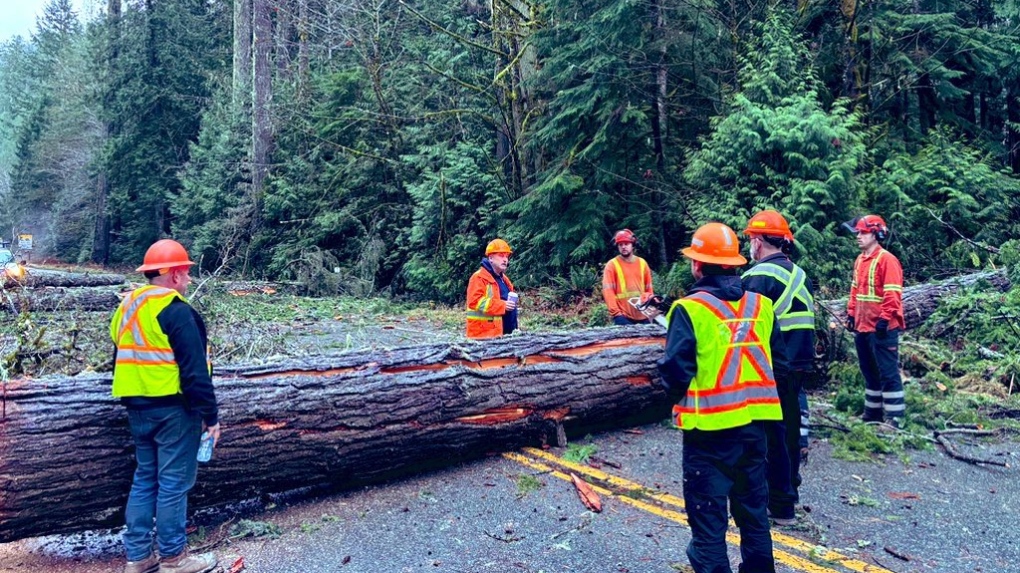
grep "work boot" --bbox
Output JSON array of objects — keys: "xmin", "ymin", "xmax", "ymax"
[
  {"xmin": 158, "ymin": 550, "xmax": 217, "ymax": 573},
  {"xmin": 124, "ymin": 554, "xmax": 159, "ymax": 573}
]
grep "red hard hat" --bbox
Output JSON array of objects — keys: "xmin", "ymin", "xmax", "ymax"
[
  {"xmin": 136, "ymin": 239, "xmax": 195, "ymax": 272},
  {"xmin": 682, "ymin": 223, "xmax": 747, "ymax": 266},
  {"xmin": 613, "ymin": 229, "xmax": 637, "ymax": 245},
  {"xmin": 485, "ymin": 238, "xmax": 513, "ymax": 256},
  {"xmin": 744, "ymin": 210, "xmax": 794, "ymax": 241},
  {"xmin": 851, "ymin": 214, "xmax": 887, "ymax": 235}
]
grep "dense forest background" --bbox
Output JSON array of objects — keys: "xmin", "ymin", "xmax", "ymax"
[{"xmin": 1, "ymin": 0, "xmax": 1019, "ymax": 303}]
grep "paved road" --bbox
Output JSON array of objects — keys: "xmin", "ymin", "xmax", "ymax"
[{"xmin": 2, "ymin": 421, "xmax": 1016, "ymax": 573}]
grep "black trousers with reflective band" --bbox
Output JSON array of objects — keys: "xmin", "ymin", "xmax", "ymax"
[{"xmin": 854, "ymin": 330, "xmax": 905, "ymax": 420}]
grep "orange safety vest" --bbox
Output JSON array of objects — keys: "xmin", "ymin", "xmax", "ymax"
[
  {"xmin": 669, "ymin": 291, "xmax": 783, "ymax": 431},
  {"xmin": 465, "ymin": 267, "xmax": 515, "ymax": 339},
  {"xmin": 601, "ymin": 256, "xmax": 653, "ymax": 321}
]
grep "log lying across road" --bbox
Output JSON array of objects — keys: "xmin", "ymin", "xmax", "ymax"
[
  {"xmin": 0, "ymin": 327, "xmax": 670, "ymax": 542},
  {"xmin": 0, "ymin": 269, "xmax": 1012, "ymax": 540},
  {"xmin": 21, "ymin": 269, "xmax": 127, "ymax": 288},
  {"xmin": 0, "ymin": 286, "xmax": 123, "ymax": 313}
]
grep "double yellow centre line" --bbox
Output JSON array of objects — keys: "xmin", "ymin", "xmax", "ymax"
[{"xmin": 505, "ymin": 447, "xmax": 892, "ymax": 573}]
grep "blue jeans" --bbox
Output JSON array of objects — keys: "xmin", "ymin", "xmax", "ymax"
[
  {"xmin": 683, "ymin": 423, "xmax": 775, "ymax": 573},
  {"xmin": 613, "ymin": 315, "xmax": 649, "ymax": 325},
  {"xmin": 123, "ymin": 406, "xmax": 202, "ymax": 561}
]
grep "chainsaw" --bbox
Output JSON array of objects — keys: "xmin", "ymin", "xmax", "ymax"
[{"xmin": 628, "ymin": 295, "xmax": 671, "ymax": 329}]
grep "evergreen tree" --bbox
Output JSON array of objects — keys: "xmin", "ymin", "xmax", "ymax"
[{"xmin": 684, "ymin": 8, "xmax": 866, "ymax": 284}]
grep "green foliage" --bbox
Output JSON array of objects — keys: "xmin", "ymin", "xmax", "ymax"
[
  {"xmin": 562, "ymin": 441, "xmax": 597, "ymax": 464},
  {"xmin": 230, "ymin": 519, "xmax": 282, "ymax": 540},
  {"xmin": 863, "ymin": 129, "xmax": 1020, "ymax": 279},
  {"xmin": 683, "ymin": 8, "xmax": 866, "ymax": 286},
  {"xmin": 515, "ymin": 473, "xmax": 544, "ymax": 498}
]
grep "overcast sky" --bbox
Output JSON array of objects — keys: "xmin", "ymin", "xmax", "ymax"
[{"xmin": 0, "ymin": 0, "xmax": 95, "ymax": 44}]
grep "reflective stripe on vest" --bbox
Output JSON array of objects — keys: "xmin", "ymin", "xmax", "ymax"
[
  {"xmin": 110, "ymin": 286, "xmax": 184, "ymax": 397},
  {"xmin": 742, "ymin": 262, "xmax": 816, "ymax": 331},
  {"xmin": 610, "ymin": 257, "xmax": 649, "ymax": 300},
  {"xmin": 669, "ymin": 291, "xmax": 782, "ymax": 431},
  {"xmin": 854, "ymin": 251, "xmax": 885, "ymax": 303},
  {"xmin": 467, "ymin": 283, "xmax": 498, "ymax": 319}
]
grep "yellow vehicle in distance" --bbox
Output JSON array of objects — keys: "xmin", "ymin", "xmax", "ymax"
[{"xmin": 0, "ymin": 248, "xmax": 27, "ymax": 285}]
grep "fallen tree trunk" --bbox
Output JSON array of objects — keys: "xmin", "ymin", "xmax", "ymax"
[
  {"xmin": 21, "ymin": 269, "xmax": 126, "ymax": 288},
  {"xmin": 816, "ymin": 269, "xmax": 1009, "ymax": 331},
  {"xmin": 0, "ymin": 327, "xmax": 669, "ymax": 541},
  {"xmin": 0, "ymin": 286, "xmax": 123, "ymax": 313}
]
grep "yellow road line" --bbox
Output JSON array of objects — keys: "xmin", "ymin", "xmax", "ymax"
[
  {"xmin": 512, "ymin": 447, "xmax": 892, "ymax": 573},
  {"xmin": 505, "ymin": 452, "xmax": 840, "ymax": 573}
]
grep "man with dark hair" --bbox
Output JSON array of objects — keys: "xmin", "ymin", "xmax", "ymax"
[
  {"xmin": 658, "ymin": 222, "xmax": 786, "ymax": 573},
  {"xmin": 602, "ymin": 228, "xmax": 656, "ymax": 325},
  {"xmin": 843, "ymin": 215, "xmax": 905, "ymax": 427},
  {"xmin": 741, "ymin": 210, "xmax": 815, "ymax": 526}
]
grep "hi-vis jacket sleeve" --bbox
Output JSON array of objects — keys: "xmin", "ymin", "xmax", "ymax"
[
  {"xmin": 847, "ymin": 255, "xmax": 859, "ymax": 319},
  {"xmin": 879, "ymin": 255, "xmax": 904, "ymax": 323},
  {"xmin": 467, "ymin": 272, "xmax": 507, "ymax": 316},
  {"xmin": 601, "ymin": 264, "xmax": 624, "ymax": 317}
]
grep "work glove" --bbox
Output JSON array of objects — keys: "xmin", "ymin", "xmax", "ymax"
[
  {"xmin": 845, "ymin": 315, "xmax": 855, "ymax": 331},
  {"xmin": 875, "ymin": 319, "xmax": 889, "ymax": 335}
]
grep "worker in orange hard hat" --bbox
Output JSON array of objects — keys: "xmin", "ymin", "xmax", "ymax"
[
  {"xmin": 742, "ymin": 210, "xmax": 815, "ymax": 527},
  {"xmin": 602, "ymin": 229, "xmax": 656, "ymax": 325},
  {"xmin": 465, "ymin": 238, "xmax": 519, "ymax": 339},
  {"xmin": 112, "ymin": 239, "xmax": 221, "ymax": 573},
  {"xmin": 658, "ymin": 222, "xmax": 786, "ymax": 573},
  {"xmin": 843, "ymin": 214, "xmax": 905, "ymax": 428}
]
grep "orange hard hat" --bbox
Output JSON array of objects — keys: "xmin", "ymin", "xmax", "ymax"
[
  {"xmin": 613, "ymin": 229, "xmax": 637, "ymax": 245},
  {"xmin": 743, "ymin": 210, "xmax": 793, "ymax": 241},
  {"xmin": 136, "ymin": 239, "xmax": 195, "ymax": 272},
  {"xmin": 485, "ymin": 238, "xmax": 513, "ymax": 256},
  {"xmin": 682, "ymin": 222, "xmax": 747, "ymax": 266}
]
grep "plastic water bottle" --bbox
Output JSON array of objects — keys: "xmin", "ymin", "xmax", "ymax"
[{"xmin": 197, "ymin": 431, "xmax": 214, "ymax": 463}]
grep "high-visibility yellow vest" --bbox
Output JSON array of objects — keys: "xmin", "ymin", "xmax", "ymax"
[
  {"xmin": 666, "ymin": 291, "xmax": 782, "ymax": 431},
  {"xmin": 741, "ymin": 262, "xmax": 816, "ymax": 331},
  {"xmin": 609, "ymin": 257, "xmax": 649, "ymax": 299},
  {"xmin": 110, "ymin": 285, "xmax": 186, "ymax": 397}
]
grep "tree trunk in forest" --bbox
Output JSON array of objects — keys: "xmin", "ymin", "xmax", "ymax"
[
  {"xmin": 232, "ymin": 0, "xmax": 252, "ymax": 110},
  {"xmin": 651, "ymin": 0, "xmax": 668, "ymax": 267},
  {"xmin": 1008, "ymin": 81, "xmax": 1019, "ymax": 174},
  {"xmin": 91, "ymin": 163, "xmax": 110, "ymax": 265},
  {"xmin": 0, "ymin": 328, "xmax": 670, "ymax": 541},
  {"xmin": 91, "ymin": 0, "xmax": 121, "ymax": 265},
  {"xmin": 274, "ymin": 0, "xmax": 293, "ymax": 79},
  {"xmin": 296, "ymin": 0, "xmax": 309, "ymax": 96},
  {"xmin": 491, "ymin": 0, "xmax": 537, "ymax": 199},
  {"xmin": 251, "ymin": 0, "xmax": 273, "ymax": 214},
  {"xmin": 816, "ymin": 269, "xmax": 1010, "ymax": 331},
  {"xmin": 0, "ymin": 287, "xmax": 122, "ymax": 314}
]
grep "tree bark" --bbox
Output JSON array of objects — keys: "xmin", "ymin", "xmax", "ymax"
[
  {"xmin": 251, "ymin": 0, "xmax": 273, "ymax": 214},
  {"xmin": 232, "ymin": 0, "xmax": 252, "ymax": 110},
  {"xmin": 816, "ymin": 269, "xmax": 1010, "ymax": 330},
  {"xmin": 0, "ymin": 286, "xmax": 122, "ymax": 314},
  {"xmin": 0, "ymin": 328, "xmax": 669, "ymax": 541},
  {"xmin": 19, "ymin": 269, "xmax": 126, "ymax": 288}
]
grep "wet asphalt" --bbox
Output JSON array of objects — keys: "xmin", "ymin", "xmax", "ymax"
[{"xmin": 3, "ymin": 421, "xmax": 1017, "ymax": 573}]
